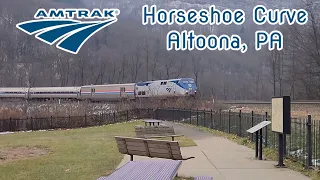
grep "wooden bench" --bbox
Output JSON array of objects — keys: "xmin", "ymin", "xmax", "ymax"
[
  {"xmin": 135, "ymin": 125, "xmax": 183, "ymax": 141},
  {"xmin": 115, "ymin": 136, "xmax": 195, "ymax": 161}
]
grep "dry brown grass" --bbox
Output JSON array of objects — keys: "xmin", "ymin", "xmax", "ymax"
[
  {"xmin": 0, "ymin": 101, "xmax": 114, "ymax": 120},
  {"xmin": 126, "ymin": 97, "xmax": 200, "ymax": 110},
  {"xmin": 0, "ymin": 108, "xmax": 25, "ymax": 119},
  {"xmin": 0, "ymin": 146, "xmax": 50, "ymax": 164},
  {"xmin": 0, "ymin": 97, "xmax": 203, "ymax": 120}
]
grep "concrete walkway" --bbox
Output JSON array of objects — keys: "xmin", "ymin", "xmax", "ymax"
[{"xmin": 117, "ymin": 121, "xmax": 310, "ymax": 180}]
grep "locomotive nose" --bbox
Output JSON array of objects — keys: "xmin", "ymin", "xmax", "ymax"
[{"xmin": 187, "ymin": 89, "xmax": 196, "ymax": 95}]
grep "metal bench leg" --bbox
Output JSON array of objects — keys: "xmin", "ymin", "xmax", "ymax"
[
  {"xmin": 130, "ymin": 155, "xmax": 133, "ymax": 161},
  {"xmin": 172, "ymin": 136, "xmax": 174, "ymax": 141}
]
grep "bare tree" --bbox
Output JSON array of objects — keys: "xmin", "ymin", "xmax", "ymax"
[
  {"xmin": 191, "ymin": 54, "xmax": 204, "ymax": 89},
  {"xmin": 130, "ymin": 46, "xmax": 143, "ymax": 82},
  {"xmin": 143, "ymin": 36, "xmax": 150, "ymax": 81}
]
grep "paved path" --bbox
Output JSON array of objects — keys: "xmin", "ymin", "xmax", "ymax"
[{"xmin": 118, "ymin": 121, "xmax": 310, "ymax": 180}]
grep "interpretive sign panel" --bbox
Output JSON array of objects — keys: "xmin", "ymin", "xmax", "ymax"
[
  {"xmin": 271, "ymin": 96, "xmax": 291, "ymax": 134},
  {"xmin": 247, "ymin": 121, "xmax": 271, "ymax": 134}
]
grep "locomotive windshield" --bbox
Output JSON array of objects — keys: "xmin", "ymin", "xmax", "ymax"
[{"xmin": 178, "ymin": 79, "xmax": 197, "ymax": 91}]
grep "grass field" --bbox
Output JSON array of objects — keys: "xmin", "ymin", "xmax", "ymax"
[{"xmin": 0, "ymin": 120, "xmax": 196, "ymax": 180}]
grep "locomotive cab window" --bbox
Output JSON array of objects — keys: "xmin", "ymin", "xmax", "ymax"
[
  {"xmin": 138, "ymin": 91, "xmax": 142, "ymax": 95},
  {"xmin": 142, "ymin": 91, "xmax": 146, "ymax": 95}
]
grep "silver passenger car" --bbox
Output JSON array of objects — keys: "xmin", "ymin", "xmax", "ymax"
[
  {"xmin": 28, "ymin": 87, "xmax": 80, "ymax": 99},
  {"xmin": 80, "ymin": 83, "xmax": 135, "ymax": 101},
  {"xmin": 0, "ymin": 87, "xmax": 29, "ymax": 99}
]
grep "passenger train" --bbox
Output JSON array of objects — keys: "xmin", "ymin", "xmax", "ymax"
[{"xmin": 0, "ymin": 78, "xmax": 197, "ymax": 101}]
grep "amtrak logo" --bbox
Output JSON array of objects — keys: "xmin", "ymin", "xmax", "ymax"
[{"xmin": 16, "ymin": 9, "xmax": 120, "ymax": 54}]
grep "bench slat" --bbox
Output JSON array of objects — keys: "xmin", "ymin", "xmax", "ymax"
[
  {"xmin": 136, "ymin": 131, "xmax": 176, "ymax": 135},
  {"xmin": 118, "ymin": 144, "xmax": 182, "ymax": 154},
  {"xmin": 145, "ymin": 135, "xmax": 184, "ymax": 138},
  {"xmin": 117, "ymin": 141, "xmax": 181, "ymax": 150},
  {"xmin": 118, "ymin": 149, "xmax": 183, "ymax": 159},
  {"xmin": 116, "ymin": 141, "xmax": 145, "ymax": 147},
  {"xmin": 136, "ymin": 131, "xmax": 175, "ymax": 135},
  {"xmin": 115, "ymin": 136, "xmax": 179, "ymax": 145},
  {"xmin": 149, "ymin": 147, "xmax": 181, "ymax": 155},
  {"xmin": 148, "ymin": 143, "xmax": 180, "ymax": 150},
  {"xmin": 118, "ymin": 147, "xmax": 182, "ymax": 155},
  {"xmin": 135, "ymin": 125, "xmax": 176, "ymax": 138},
  {"xmin": 194, "ymin": 177, "xmax": 213, "ymax": 180}
]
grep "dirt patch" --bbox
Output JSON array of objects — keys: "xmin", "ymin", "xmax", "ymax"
[{"xmin": 0, "ymin": 146, "xmax": 50, "ymax": 164}]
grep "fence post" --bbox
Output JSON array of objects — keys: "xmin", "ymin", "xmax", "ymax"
[
  {"xmin": 203, "ymin": 109, "xmax": 206, "ymax": 127},
  {"xmin": 102, "ymin": 113, "xmax": 104, "ymax": 123},
  {"xmin": 265, "ymin": 112, "xmax": 268, "ymax": 147},
  {"xmin": 173, "ymin": 107, "xmax": 175, "ymax": 122},
  {"xmin": 68, "ymin": 115, "xmax": 70, "ymax": 128},
  {"xmin": 153, "ymin": 108, "xmax": 155, "ymax": 119},
  {"xmin": 127, "ymin": 110, "xmax": 129, "ymax": 122},
  {"xmin": 219, "ymin": 109, "xmax": 222, "ymax": 130},
  {"xmin": 211, "ymin": 109, "xmax": 213, "ymax": 129},
  {"xmin": 50, "ymin": 116, "xmax": 53, "ymax": 129},
  {"xmin": 255, "ymin": 131, "xmax": 259, "ymax": 158},
  {"xmin": 228, "ymin": 110, "xmax": 231, "ymax": 133},
  {"xmin": 307, "ymin": 115, "xmax": 312, "ymax": 167},
  {"xmin": 113, "ymin": 112, "xmax": 116, "ymax": 122},
  {"xmin": 182, "ymin": 108, "xmax": 185, "ymax": 121},
  {"xmin": 196, "ymin": 108, "xmax": 199, "ymax": 126},
  {"xmin": 84, "ymin": 114, "xmax": 87, "ymax": 127},
  {"xmin": 136, "ymin": 108, "xmax": 138, "ymax": 119},
  {"xmin": 251, "ymin": 111, "xmax": 254, "ymax": 141},
  {"xmin": 155, "ymin": 109, "xmax": 157, "ymax": 119},
  {"xmin": 9, "ymin": 118, "xmax": 12, "ymax": 132},
  {"xmin": 190, "ymin": 108, "xmax": 192, "ymax": 124},
  {"xmin": 31, "ymin": 117, "xmax": 33, "ymax": 130},
  {"xmin": 239, "ymin": 110, "xmax": 242, "ymax": 136},
  {"xmin": 283, "ymin": 134, "xmax": 287, "ymax": 156}
]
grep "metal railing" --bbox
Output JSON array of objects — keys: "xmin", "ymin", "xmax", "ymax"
[{"xmin": 154, "ymin": 108, "xmax": 320, "ymax": 169}]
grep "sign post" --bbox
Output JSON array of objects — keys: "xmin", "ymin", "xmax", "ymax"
[
  {"xmin": 271, "ymin": 96, "xmax": 291, "ymax": 168},
  {"xmin": 247, "ymin": 121, "xmax": 271, "ymax": 160}
]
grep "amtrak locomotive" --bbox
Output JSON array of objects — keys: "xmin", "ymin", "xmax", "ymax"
[{"xmin": 0, "ymin": 78, "xmax": 197, "ymax": 101}]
